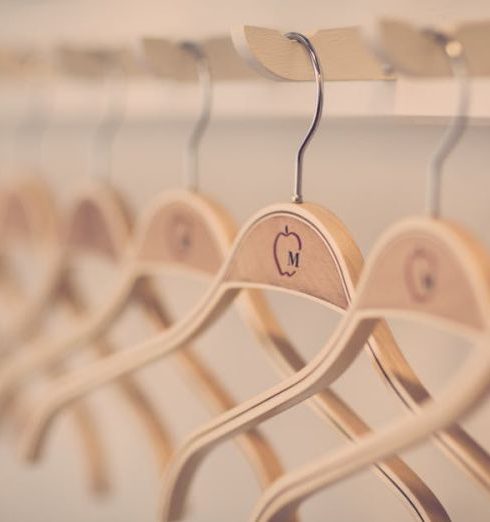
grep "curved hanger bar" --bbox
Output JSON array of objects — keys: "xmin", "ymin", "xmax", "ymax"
[{"xmin": 249, "ymin": 217, "xmax": 490, "ymax": 522}]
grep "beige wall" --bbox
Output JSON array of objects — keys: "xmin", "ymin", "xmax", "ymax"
[{"xmin": 0, "ymin": 2, "xmax": 490, "ymax": 521}]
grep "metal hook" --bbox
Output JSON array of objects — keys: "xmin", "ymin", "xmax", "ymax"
[
  {"xmin": 180, "ymin": 41, "xmax": 212, "ymax": 192},
  {"xmin": 285, "ymin": 32, "xmax": 324, "ymax": 204},
  {"xmin": 90, "ymin": 59, "xmax": 128, "ymax": 183},
  {"xmin": 425, "ymin": 30, "xmax": 470, "ymax": 217}
]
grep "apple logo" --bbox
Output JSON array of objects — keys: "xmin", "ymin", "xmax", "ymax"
[
  {"xmin": 167, "ymin": 213, "xmax": 193, "ymax": 259},
  {"xmin": 404, "ymin": 247, "xmax": 437, "ymax": 302},
  {"xmin": 273, "ymin": 225, "xmax": 302, "ymax": 277}
]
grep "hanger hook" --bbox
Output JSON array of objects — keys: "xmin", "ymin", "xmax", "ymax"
[
  {"xmin": 180, "ymin": 41, "xmax": 212, "ymax": 192},
  {"xmin": 285, "ymin": 32, "xmax": 324, "ymax": 204},
  {"xmin": 90, "ymin": 59, "xmax": 128, "ymax": 183},
  {"xmin": 425, "ymin": 30, "xmax": 470, "ymax": 217}
]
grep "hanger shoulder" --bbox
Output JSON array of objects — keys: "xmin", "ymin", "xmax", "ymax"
[
  {"xmin": 67, "ymin": 182, "xmax": 131, "ymax": 261},
  {"xmin": 357, "ymin": 218, "xmax": 490, "ymax": 333},
  {"xmin": 134, "ymin": 279, "xmax": 285, "ymax": 490},
  {"xmin": 135, "ymin": 190, "xmax": 235, "ymax": 276},
  {"xmin": 57, "ymin": 273, "xmax": 175, "ymax": 470},
  {"xmin": 0, "ymin": 176, "xmax": 59, "ymax": 246},
  {"xmin": 250, "ymin": 337, "xmax": 490, "ymax": 522},
  {"xmin": 370, "ymin": 319, "xmax": 490, "ymax": 489},
  {"xmin": 225, "ymin": 202, "xmax": 362, "ymax": 309}
]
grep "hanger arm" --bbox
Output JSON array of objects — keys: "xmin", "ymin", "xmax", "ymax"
[
  {"xmin": 370, "ymin": 320, "xmax": 490, "ymax": 488},
  {"xmin": 133, "ymin": 278, "xmax": 285, "ymax": 491},
  {"xmin": 155, "ymin": 313, "xmax": 370, "ymax": 520},
  {"xmin": 15, "ymin": 271, "xmax": 447, "ymax": 522},
  {"xmin": 0, "ymin": 264, "xmax": 138, "ymax": 415},
  {"xmin": 239, "ymin": 291, "xmax": 449, "ymax": 522},
  {"xmin": 58, "ymin": 271, "xmax": 175, "ymax": 469},
  {"xmin": 0, "ymin": 255, "xmax": 111, "ymax": 496},
  {"xmin": 250, "ymin": 339, "xmax": 490, "ymax": 522}
]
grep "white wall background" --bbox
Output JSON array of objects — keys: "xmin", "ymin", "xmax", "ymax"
[{"xmin": 0, "ymin": 1, "xmax": 490, "ymax": 521}]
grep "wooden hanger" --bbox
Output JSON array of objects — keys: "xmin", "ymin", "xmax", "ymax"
[
  {"xmin": 246, "ymin": 28, "xmax": 490, "ymax": 522},
  {"xmin": 249, "ymin": 217, "xmax": 490, "ymax": 521},
  {"xmin": 59, "ymin": 180, "xmax": 178, "ymax": 472},
  {"xmin": 18, "ymin": 34, "xmax": 479, "ymax": 521},
  {"xmin": 0, "ymin": 176, "xmax": 63, "ymax": 348},
  {"xmin": 0, "ymin": 69, "xmax": 110, "ymax": 493},
  {"xmin": 0, "ymin": 174, "xmax": 111, "ymax": 495},
  {"xmin": 0, "ymin": 58, "xmax": 174, "ymax": 484}
]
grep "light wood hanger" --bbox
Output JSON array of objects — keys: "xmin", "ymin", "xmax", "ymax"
[
  {"xmin": 0, "ymin": 176, "xmax": 63, "ymax": 348},
  {"xmin": 0, "ymin": 60, "xmax": 174, "ymax": 483},
  {"xmin": 18, "ymin": 34, "xmax": 480, "ymax": 521},
  {"xmin": 153, "ymin": 32, "xmax": 490, "ymax": 521},
  {"xmin": 0, "ymin": 175, "xmax": 110, "ymax": 495},
  {"xmin": 0, "ymin": 65, "xmax": 110, "ymax": 493},
  {"xmin": 247, "ymin": 28, "xmax": 490, "ymax": 522},
  {"xmin": 249, "ymin": 220, "xmax": 490, "ymax": 521},
  {"xmin": 56, "ymin": 181, "xmax": 176, "ymax": 472}
]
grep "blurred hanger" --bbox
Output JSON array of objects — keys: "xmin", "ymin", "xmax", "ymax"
[
  {"xmin": 0, "ymin": 52, "xmax": 109, "ymax": 495},
  {"xmin": 0, "ymin": 49, "xmax": 174, "ymax": 482},
  {"xmin": 49, "ymin": 48, "xmax": 177, "ymax": 471},
  {"xmin": 21, "ymin": 35, "xmax": 463, "ymax": 522},
  {"xmin": 249, "ymin": 30, "xmax": 490, "ymax": 522}
]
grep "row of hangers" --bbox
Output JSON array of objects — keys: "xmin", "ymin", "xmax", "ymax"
[{"xmin": 0, "ymin": 19, "xmax": 489, "ymax": 521}]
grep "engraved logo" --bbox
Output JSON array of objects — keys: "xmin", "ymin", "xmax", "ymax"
[
  {"xmin": 273, "ymin": 225, "xmax": 302, "ymax": 277},
  {"xmin": 167, "ymin": 213, "xmax": 193, "ymax": 259},
  {"xmin": 404, "ymin": 247, "xmax": 437, "ymax": 302}
]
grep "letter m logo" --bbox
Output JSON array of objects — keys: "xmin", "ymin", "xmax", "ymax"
[{"xmin": 288, "ymin": 251, "xmax": 300, "ymax": 268}]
